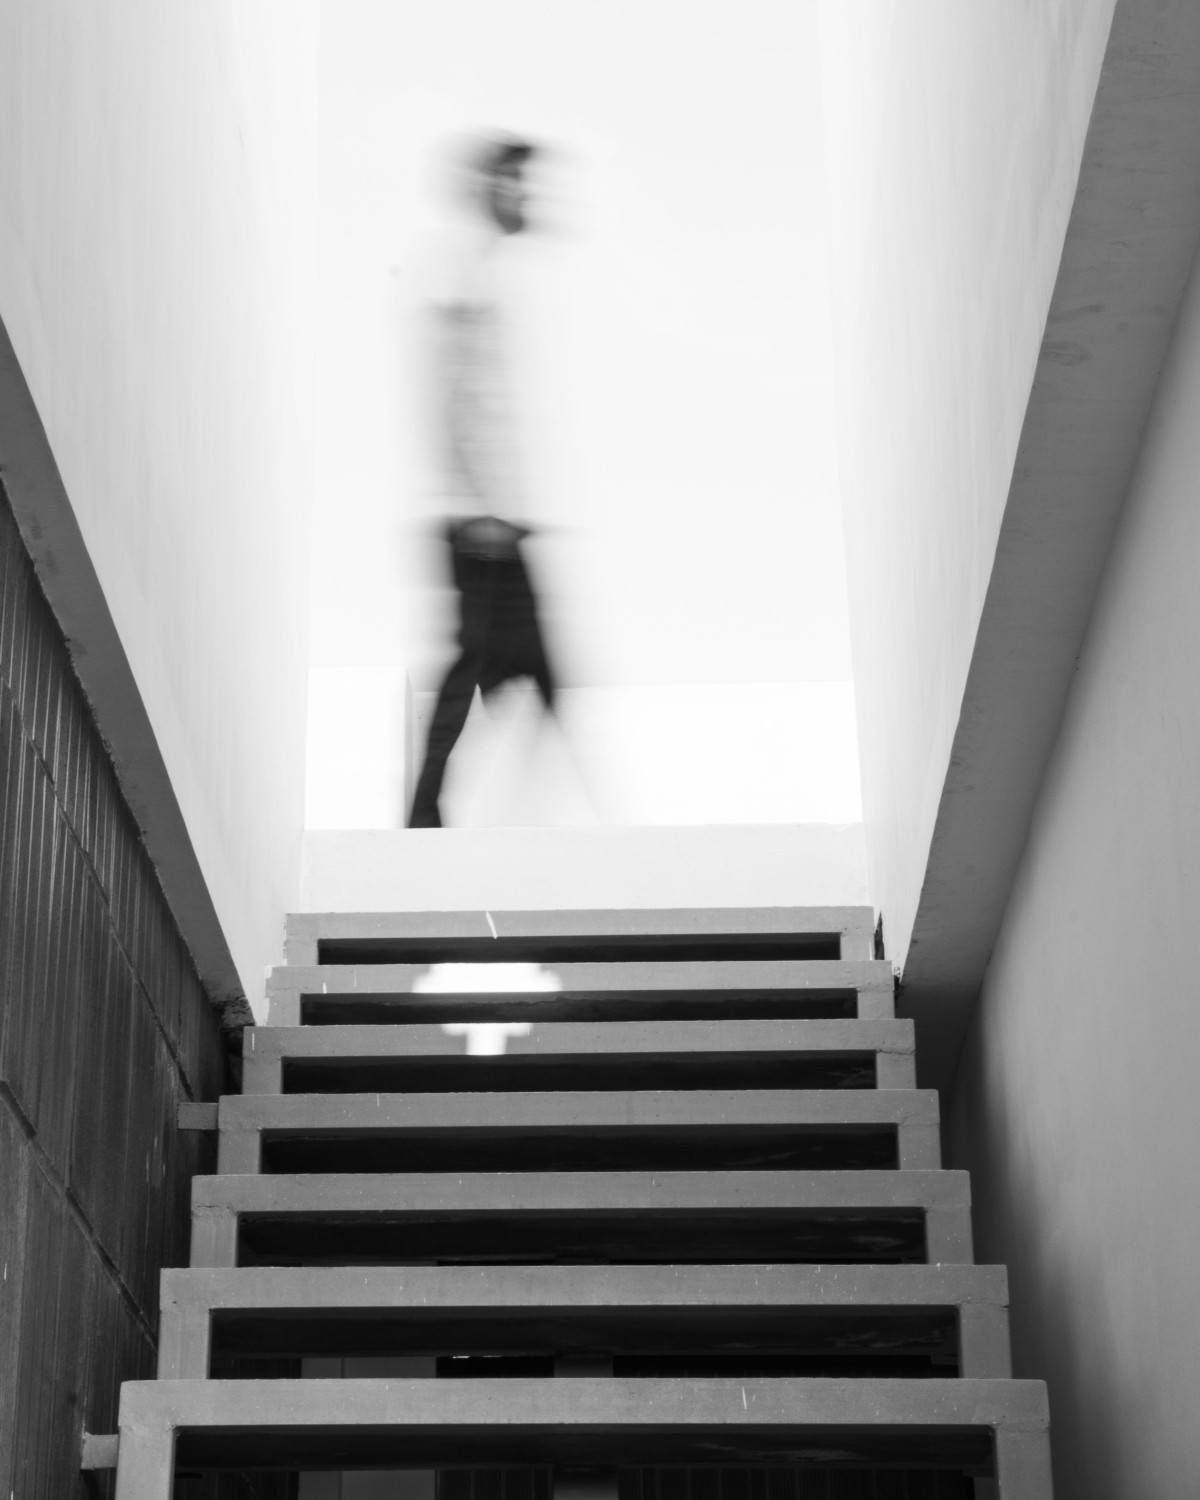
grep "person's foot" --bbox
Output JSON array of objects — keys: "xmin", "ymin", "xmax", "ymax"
[{"xmin": 406, "ymin": 801, "xmax": 442, "ymax": 828}]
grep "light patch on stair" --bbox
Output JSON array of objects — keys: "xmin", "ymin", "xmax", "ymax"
[
  {"xmin": 414, "ymin": 961, "xmax": 561, "ymax": 1055},
  {"xmin": 414, "ymin": 962, "xmax": 562, "ymax": 994},
  {"xmin": 440, "ymin": 1021, "xmax": 534, "ymax": 1056}
]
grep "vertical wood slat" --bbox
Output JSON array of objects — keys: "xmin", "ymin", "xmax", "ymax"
[
  {"xmin": 0, "ymin": 1102, "xmax": 31, "ymax": 1494},
  {"xmin": 0, "ymin": 480, "xmax": 230, "ymax": 1498}
]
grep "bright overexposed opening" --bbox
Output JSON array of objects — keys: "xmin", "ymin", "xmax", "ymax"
[{"xmin": 307, "ymin": 0, "xmax": 859, "ymax": 828}]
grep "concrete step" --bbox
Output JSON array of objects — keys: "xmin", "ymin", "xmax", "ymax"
[
  {"xmin": 285, "ymin": 907, "xmax": 878, "ymax": 966},
  {"xmin": 265, "ymin": 960, "xmax": 896, "ymax": 1027},
  {"xmin": 158, "ymin": 1263, "xmax": 1011, "ymax": 1380},
  {"xmin": 241, "ymin": 1019, "xmax": 917, "ymax": 1094},
  {"xmin": 212, "ymin": 1090, "xmax": 942, "ymax": 1175},
  {"xmin": 188, "ymin": 1169, "xmax": 972, "ymax": 1270},
  {"xmin": 113, "ymin": 1376, "xmax": 1050, "ymax": 1496},
  {"xmin": 101, "ymin": 899, "xmax": 1054, "ymax": 1498}
]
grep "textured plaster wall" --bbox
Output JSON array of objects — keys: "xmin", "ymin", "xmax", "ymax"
[
  {"xmin": 0, "ymin": 2, "xmax": 318, "ymax": 1005},
  {"xmin": 950, "ymin": 244, "xmax": 1200, "ymax": 1498},
  {"xmin": 817, "ymin": 0, "xmax": 1115, "ymax": 969}
]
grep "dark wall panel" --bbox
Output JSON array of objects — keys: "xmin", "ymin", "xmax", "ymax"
[{"xmin": 0, "ymin": 479, "xmax": 230, "ymax": 1498}]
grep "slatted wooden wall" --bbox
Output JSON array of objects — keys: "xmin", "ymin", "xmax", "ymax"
[{"xmin": 0, "ymin": 481, "xmax": 229, "ymax": 1497}]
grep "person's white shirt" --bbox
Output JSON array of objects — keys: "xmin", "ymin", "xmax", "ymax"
[{"xmin": 424, "ymin": 220, "xmax": 533, "ymax": 530}]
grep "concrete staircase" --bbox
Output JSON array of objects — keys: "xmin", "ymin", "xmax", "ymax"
[{"xmin": 107, "ymin": 907, "xmax": 1052, "ymax": 1498}]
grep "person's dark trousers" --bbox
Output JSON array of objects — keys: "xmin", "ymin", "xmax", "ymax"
[{"xmin": 408, "ymin": 522, "xmax": 556, "ymax": 828}]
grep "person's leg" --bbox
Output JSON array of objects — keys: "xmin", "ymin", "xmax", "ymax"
[
  {"xmin": 407, "ymin": 525, "xmax": 496, "ymax": 828},
  {"xmin": 531, "ymin": 637, "xmax": 557, "ymax": 711},
  {"xmin": 407, "ymin": 651, "xmax": 481, "ymax": 827},
  {"xmin": 485, "ymin": 548, "xmax": 557, "ymax": 712}
]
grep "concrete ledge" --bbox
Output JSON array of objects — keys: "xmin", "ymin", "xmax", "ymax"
[
  {"xmin": 80, "ymin": 1431, "xmax": 120, "ymax": 1470},
  {"xmin": 265, "ymin": 960, "xmax": 896, "ymax": 1027},
  {"xmin": 240, "ymin": 1019, "xmax": 917, "ymax": 1094},
  {"xmin": 161, "ymin": 1260, "xmax": 1007, "ymax": 1313},
  {"xmin": 268, "ymin": 960, "xmax": 894, "ymax": 997},
  {"xmin": 212, "ymin": 1090, "xmax": 941, "ymax": 1174},
  {"xmin": 285, "ymin": 906, "xmax": 876, "ymax": 965},
  {"xmin": 114, "ymin": 1377, "xmax": 1050, "ymax": 1495},
  {"xmin": 157, "ymin": 1263, "xmax": 1011, "ymax": 1380},
  {"xmin": 178, "ymin": 1103, "xmax": 220, "ymax": 1131},
  {"xmin": 218, "ymin": 1088, "xmax": 937, "ymax": 1129},
  {"xmin": 187, "ymin": 1169, "xmax": 972, "ymax": 1269}
]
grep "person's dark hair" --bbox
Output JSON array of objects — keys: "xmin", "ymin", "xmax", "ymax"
[{"xmin": 475, "ymin": 135, "xmax": 536, "ymax": 180}]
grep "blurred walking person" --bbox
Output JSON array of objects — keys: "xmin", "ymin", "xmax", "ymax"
[{"xmin": 408, "ymin": 134, "xmax": 558, "ymax": 828}]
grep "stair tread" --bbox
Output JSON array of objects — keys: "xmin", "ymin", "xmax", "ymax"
[
  {"xmin": 162, "ymin": 1261, "xmax": 1008, "ymax": 1308},
  {"xmin": 193, "ymin": 1167, "xmax": 968, "ymax": 1208},
  {"xmin": 217, "ymin": 1089, "xmax": 939, "ymax": 1127},
  {"xmin": 245, "ymin": 1018, "xmax": 913, "ymax": 1053}
]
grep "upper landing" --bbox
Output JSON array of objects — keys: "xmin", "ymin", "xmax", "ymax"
[
  {"xmin": 262, "ymin": 826, "xmax": 874, "ymax": 1023},
  {"xmin": 298, "ymin": 826, "xmax": 869, "ymax": 917}
]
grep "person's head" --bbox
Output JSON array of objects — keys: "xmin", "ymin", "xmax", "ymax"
[{"xmin": 470, "ymin": 135, "xmax": 537, "ymax": 235}]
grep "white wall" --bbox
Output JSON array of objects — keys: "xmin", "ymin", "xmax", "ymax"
[
  {"xmin": 0, "ymin": 1, "xmax": 318, "ymax": 1008},
  {"xmin": 817, "ymin": 0, "xmax": 1115, "ymax": 969},
  {"xmin": 302, "ymin": 825, "xmax": 869, "ymax": 913},
  {"xmin": 950, "ymin": 236, "xmax": 1200, "ymax": 1499}
]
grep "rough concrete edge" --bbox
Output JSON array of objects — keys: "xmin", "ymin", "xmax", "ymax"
[
  {"xmin": 0, "ymin": 313, "xmax": 251, "ymax": 1034},
  {"xmin": 900, "ymin": 0, "xmax": 1200, "ymax": 1093}
]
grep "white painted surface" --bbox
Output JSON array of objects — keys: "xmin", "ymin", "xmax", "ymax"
[
  {"xmin": 0, "ymin": 3, "xmax": 318, "ymax": 1003},
  {"xmin": 817, "ymin": 0, "xmax": 1115, "ymax": 969},
  {"xmin": 878, "ymin": 2, "xmax": 1200, "ymax": 1089},
  {"xmin": 950, "ymin": 221, "xmax": 1200, "ymax": 1499},
  {"xmin": 301, "ymin": 825, "xmax": 869, "ymax": 914},
  {"xmin": 307, "ymin": 680, "xmax": 862, "ymax": 829}
]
